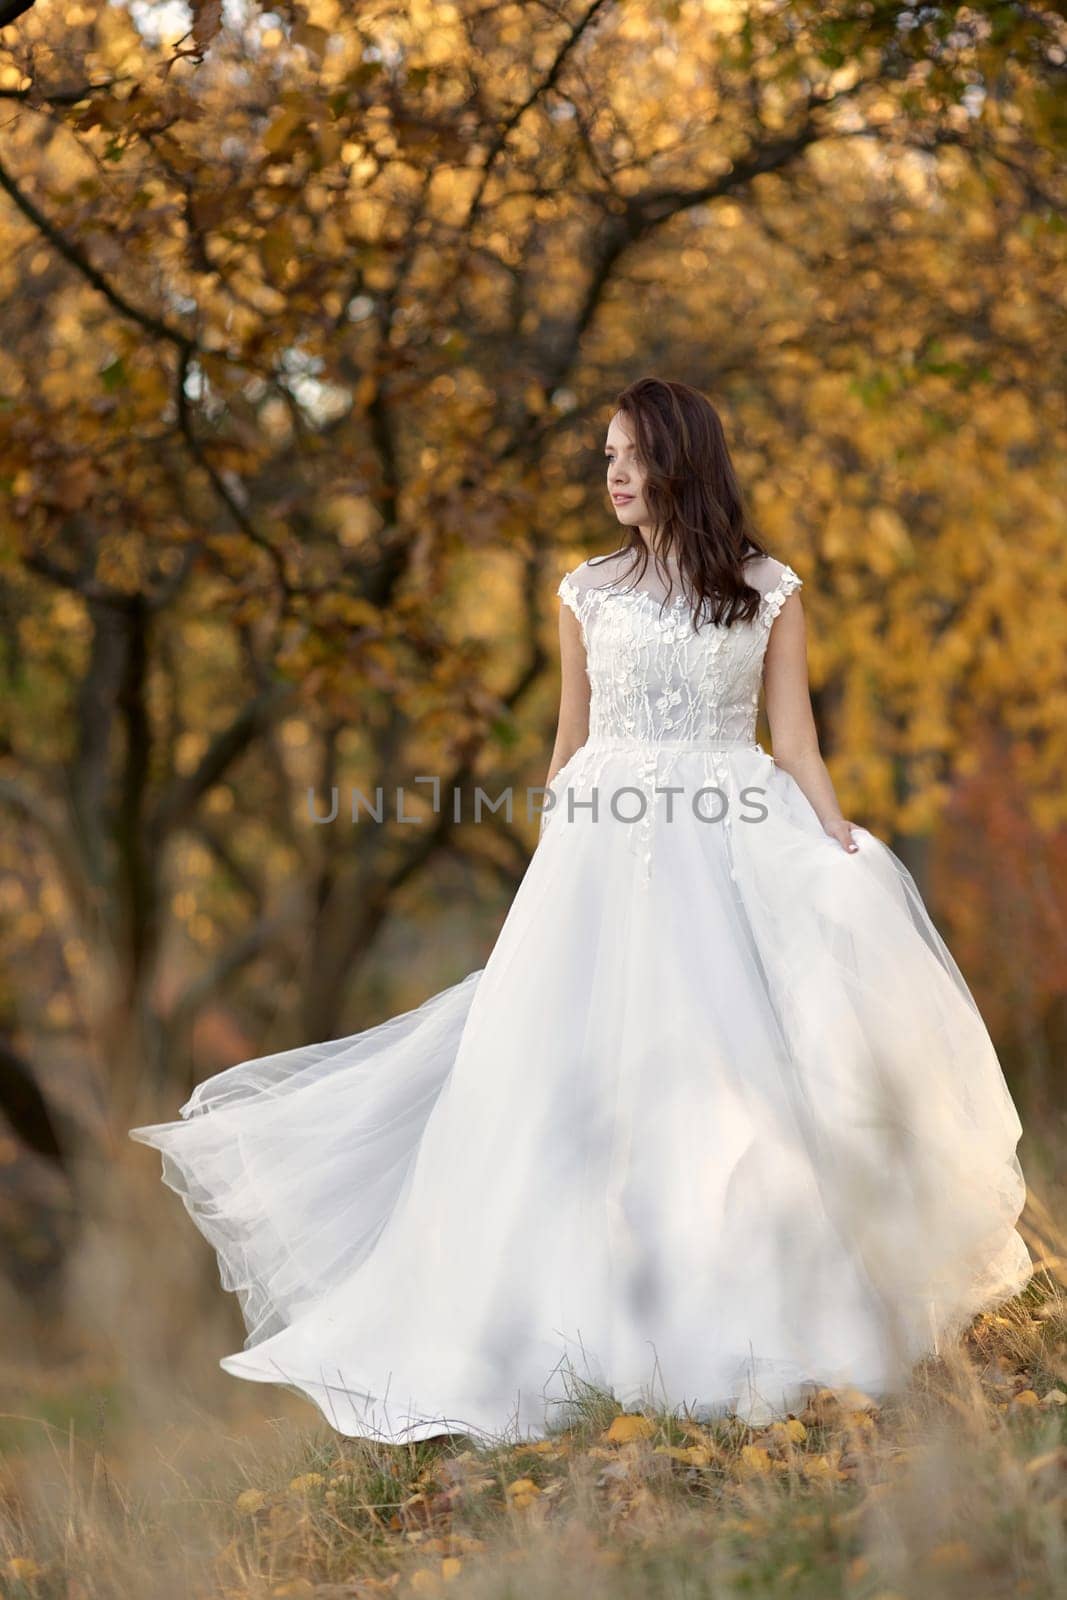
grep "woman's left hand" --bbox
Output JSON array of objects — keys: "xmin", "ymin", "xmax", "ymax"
[{"xmin": 824, "ymin": 817, "xmax": 859, "ymax": 853}]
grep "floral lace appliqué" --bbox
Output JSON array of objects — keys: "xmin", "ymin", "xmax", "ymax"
[
  {"xmin": 555, "ymin": 561, "xmax": 803, "ymax": 746},
  {"xmin": 547, "ymin": 560, "xmax": 803, "ymax": 881}
]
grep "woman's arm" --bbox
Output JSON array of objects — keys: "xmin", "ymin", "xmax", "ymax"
[
  {"xmin": 762, "ymin": 590, "xmax": 858, "ymax": 853},
  {"xmin": 546, "ymin": 600, "xmax": 591, "ymax": 788}
]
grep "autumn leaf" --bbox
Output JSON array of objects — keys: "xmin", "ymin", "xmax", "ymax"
[
  {"xmin": 191, "ymin": 0, "xmax": 222, "ymax": 57},
  {"xmin": 604, "ymin": 1413, "xmax": 657, "ymax": 1444},
  {"xmin": 771, "ymin": 1418, "xmax": 808, "ymax": 1445},
  {"xmin": 288, "ymin": 1471, "xmax": 326, "ymax": 1493},
  {"xmin": 504, "ymin": 1476, "xmax": 541, "ymax": 1509}
]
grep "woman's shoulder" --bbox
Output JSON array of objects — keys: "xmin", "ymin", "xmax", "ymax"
[
  {"xmin": 561, "ymin": 544, "xmax": 802, "ymax": 601},
  {"xmin": 742, "ymin": 549, "xmax": 803, "ymax": 599},
  {"xmin": 580, "ymin": 546, "xmax": 631, "ymax": 576},
  {"xmin": 559, "ymin": 547, "xmax": 631, "ymax": 594}
]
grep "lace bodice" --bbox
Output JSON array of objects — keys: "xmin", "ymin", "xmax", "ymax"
[{"xmin": 558, "ymin": 548, "xmax": 803, "ymax": 746}]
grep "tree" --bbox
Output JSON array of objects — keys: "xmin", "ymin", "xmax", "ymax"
[{"xmin": 0, "ymin": 0, "xmax": 1062, "ymax": 1200}]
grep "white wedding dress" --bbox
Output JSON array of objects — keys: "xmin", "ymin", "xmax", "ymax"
[{"xmin": 129, "ymin": 550, "xmax": 1032, "ymax": 1442}]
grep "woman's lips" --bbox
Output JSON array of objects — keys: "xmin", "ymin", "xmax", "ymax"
[{"xmin": 612, "ymin": 495, "xmax": 634, "ymax": 505}]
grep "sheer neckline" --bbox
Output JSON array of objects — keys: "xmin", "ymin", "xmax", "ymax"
[
  {"xmin": 589, "ymin": 581, "xmax": 719, "ymax": 626},
  {"xmin": 591, "ymin": 545, "xmax": 763, "ymax": 592}
]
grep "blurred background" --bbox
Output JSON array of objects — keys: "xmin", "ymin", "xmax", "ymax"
[{"xmin": 0, "ymin": 0, "xmax": 1063, "ymax": 1472}]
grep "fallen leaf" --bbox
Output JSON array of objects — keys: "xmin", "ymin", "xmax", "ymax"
[
  {"xmin": 843, "ymin": 1409, "xmax": 877, "ymax": 1435},
  {"xmin": 505, "ymin": 1476, "xmax": 542, "ymax": 1509},
  {"xmin": 772, "ymin": 1418, "xmax": 808, "ymax": 1444},
  {"xmin": 288, "ymin": 1472, "xmax": 326, "ymax": 1493},
  {"xmin": 653, "ymin": 1442, "xmax": 715, "ymax": 1467},
  {"xmin": 605, "ymin": 1413, "xmax": 657, "ymax": 1444}
]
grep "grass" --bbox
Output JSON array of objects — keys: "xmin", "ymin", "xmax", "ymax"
[{"xmin": 1, "ymin": 1273, "xmax": 1064, "ymax": 1600}]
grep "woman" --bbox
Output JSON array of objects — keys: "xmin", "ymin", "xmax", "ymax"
[{"xmin": 130, "ymin": 377, "xmax": 1031, "ymax": 1440}]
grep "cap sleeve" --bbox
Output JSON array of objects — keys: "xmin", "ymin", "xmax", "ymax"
[
  {"xmin": 759, "ymin": 563, "xmax": 803, "ymax": 627},
  {"xmin": 557, "ymin": 571, "xmax": 582, "ymax": 621}
]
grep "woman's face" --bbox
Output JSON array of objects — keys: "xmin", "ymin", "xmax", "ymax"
[{"xmin": 604, "ymin": 411, "xmax": 650, "ymax": 529}]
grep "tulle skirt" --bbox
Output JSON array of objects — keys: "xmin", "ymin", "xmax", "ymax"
[{"xmin": 129, "ymin": 739, "xmax": 1032, "ymax": 1442}]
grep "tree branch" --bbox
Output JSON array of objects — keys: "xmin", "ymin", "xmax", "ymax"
[
  {"xmin": 0, "ymin": 153, "xmax": 196, "ymax": 351},
  {"xmin": 151, "ymin": 679, "xmax": 298, "ymax": 843}
]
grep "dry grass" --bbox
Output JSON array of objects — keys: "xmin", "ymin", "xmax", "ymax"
[
  {"xmin": 1, "ymin": 1278, "xmax": 1064, "ymax": 1600},
  {"xmin": 1, "ymin": 1160, "xmax": 1064, "ymax": 1600}
]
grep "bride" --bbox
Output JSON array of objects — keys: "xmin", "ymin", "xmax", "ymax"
[{"xmin": 130, "ymin": 376, "xmax": 1032, "ymax": 1441}]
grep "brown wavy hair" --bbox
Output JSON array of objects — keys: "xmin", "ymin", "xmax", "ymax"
[{"xmin": 592, "ymin": 376, "xmax": 771, "ymax": 627}]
